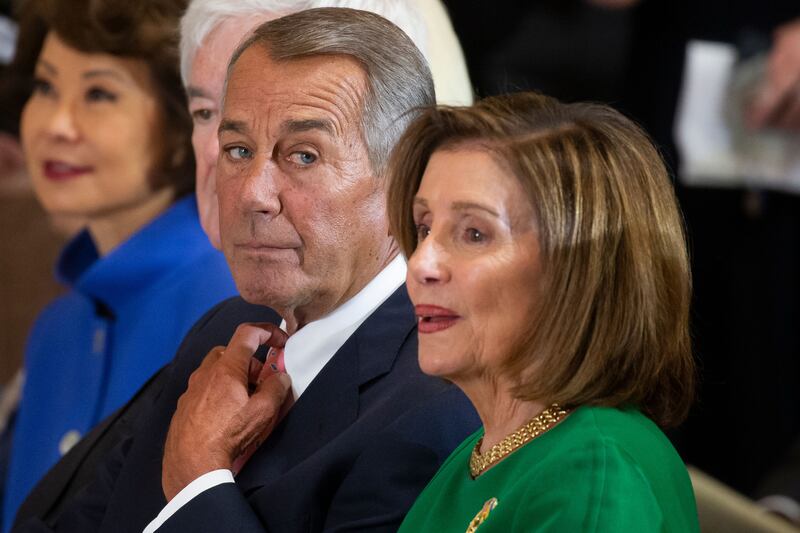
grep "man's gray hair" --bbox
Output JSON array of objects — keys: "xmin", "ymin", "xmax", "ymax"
[
  {"xmin": 228, "ymin": 8, "xmax": 435, "ymax": 178},
  {"xmin": 179, "ymin": 0, "xmax": 428, "ymax": 87}
]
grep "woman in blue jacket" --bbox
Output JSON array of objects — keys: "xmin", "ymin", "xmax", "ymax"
[{"xmin": 1, "ymin": 0, "xmax": 237, "ymax": 525}]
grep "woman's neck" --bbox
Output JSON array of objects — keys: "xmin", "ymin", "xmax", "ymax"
[
  {"xmin": 88, "ymin": 187, "xmax": 175, "ymax": 256},
  {"xmin": 457, "ymin": 377, "xmax": 548, "ymax": 452}
]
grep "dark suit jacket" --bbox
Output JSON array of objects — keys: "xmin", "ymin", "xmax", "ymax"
[{"xmin": 17, "ymin": 286, "xmax": 479, "ymax": 532}]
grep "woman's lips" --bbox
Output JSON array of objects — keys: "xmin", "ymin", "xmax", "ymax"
[
  {"xmin": 43, "ymin": 160, "xmax": 93, "ymax": 181},
  {"xmin": 415, "ymin": 304, "xmax": 461, "ymax": 334}
]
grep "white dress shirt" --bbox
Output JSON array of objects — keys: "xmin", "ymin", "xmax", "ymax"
[{"xmin": 145, "ymin": 256, "xmax": 407, "ymax": 532}]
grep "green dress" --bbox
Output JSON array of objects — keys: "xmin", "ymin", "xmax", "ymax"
[{"xmin": 398, "ymin": 406, "xmax": 699, "ymax": 532}]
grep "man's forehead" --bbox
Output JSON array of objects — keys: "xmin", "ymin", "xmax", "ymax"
[
  {"xmin": 188, "ymin": 15, "xmax": 277, "ymax": 101},
  {"xmin": 221, "ymin": 48, "xmax": 367, "ymax": 136}
]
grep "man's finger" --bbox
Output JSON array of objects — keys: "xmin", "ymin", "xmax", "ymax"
[
  {"xmin": 248, "ymin": 357, "xmax": 264, "ymax": 387},
  {"xmin": 221, "ymin": 323, "xmax": 284, "ymax": 375},
  {"xmin": 250, "ymin": 322, "xmax": 289, "ymax": 348},
  {"xmin": 241, "ymin": 372, "xmax": 292, "ymax": 427}
]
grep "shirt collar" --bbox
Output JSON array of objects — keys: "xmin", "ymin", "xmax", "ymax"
[{"xmin": 282, "ymin": 254, "xmax": 407, "ymax": 399}]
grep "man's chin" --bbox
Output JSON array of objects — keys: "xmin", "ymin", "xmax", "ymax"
[{"xmin": 235, "ymin": 277, "xmax": 308, "ymax": 312}]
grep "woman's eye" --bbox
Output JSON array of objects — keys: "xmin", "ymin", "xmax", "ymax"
[
  {"xmin": 289, "ymin": 151, "xmax": 317, "ymax": 166},
  {"xmin": 191, "ymin": 108, "xmax": 213, "ymax": 123},
  {"xmin": 465, "ymin": 228, "xmax": 486, "ymax": 243},
  {"xmin": 415, "ymin": 223, "xmax": 431, "ymax": 241},
  {"xmin": 225, "ymin": 146, "xmax": 253, "ymax": 161},
  {"xmin": 86, "ymin": 87, "xmax": 117, "ymax": 102},
  {"xmin": 31, "ymin": 78, "xmax": 54, "ymax": 97}
]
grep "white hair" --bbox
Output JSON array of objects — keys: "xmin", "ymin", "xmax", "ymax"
[{"xmin": 179, "ymin": 0, "xmax": 428, "ymax": 86}]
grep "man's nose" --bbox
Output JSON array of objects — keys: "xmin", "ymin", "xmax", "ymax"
[
  {"xmin": 238, "ymin": 158, "xmax": 282, "ymax": 217},
  {"xmin": 408, "ymin": 232, "xmax": 451, "ymax": 285}
]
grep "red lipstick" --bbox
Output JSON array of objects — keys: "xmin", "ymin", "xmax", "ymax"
[
  {"xmin": 414, "ymin": 305, "xmax": 461, "ymax": 334},
  {"xmin": 43, "ymin": 160, "xmax": 93, "ymax": 181}
]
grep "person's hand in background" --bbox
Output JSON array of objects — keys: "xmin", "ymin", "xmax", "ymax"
[{"xmin": 747, "ymin": 18, "xmax": 800, "ymax": 130}]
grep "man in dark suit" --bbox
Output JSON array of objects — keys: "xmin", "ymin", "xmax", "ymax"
[{"xmin": 13, "ymin": 8, "xmax": 478, "ymax": 533}]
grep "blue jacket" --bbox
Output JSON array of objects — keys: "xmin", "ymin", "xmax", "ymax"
[{"xmin": 2, "ymin": 196, "xmax": 237, "ymax": 530}]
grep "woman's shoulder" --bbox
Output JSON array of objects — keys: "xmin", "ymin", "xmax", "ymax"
[
  {"xmin": 508, "ymin": 405, "xmax": 698, "ymax": 532},
  {"xmin": 530, "ymin": 406, "xmax": 690, "ymax": 492},
  {"xmin": 558, "ymin": 405, "xmax": 670, "ymax": 446}
]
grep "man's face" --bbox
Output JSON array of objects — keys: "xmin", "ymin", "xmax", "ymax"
[
  {"xmin": 217, "ymin": 46, "xmax": 395, "ymax": 330},
  {"xmin": 188, "ymin": 15, "xmax": 275, "ymax": 248}
]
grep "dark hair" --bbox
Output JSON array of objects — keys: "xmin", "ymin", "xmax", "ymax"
[
  {"xmin": 228, "ymin": 7, "xmax": 435, "ymax": 178},
  {"xmin": 388, "ymin": 92, "xmax": 695, "ymax": 427},
  {"xmin": 2, "ymin": 0, "xmax": 194, "ymax": 196}
]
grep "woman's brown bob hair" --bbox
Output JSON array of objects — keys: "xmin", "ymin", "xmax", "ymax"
[
  {"xmin": 387, "ymin": 92, "xmax": 695, "ymax": 428},
  {"xmin": 3, "ymin": 0, "xmax": 194, "ymax": 196}
]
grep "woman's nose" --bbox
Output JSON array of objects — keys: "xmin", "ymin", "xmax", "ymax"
[
  {"xmin": 46, "ymin": 102, "xmax": 80, "ymax": 142},
  {"xmin": 408, "ymin": 233, "xmax": 451, "ymax": 285}
]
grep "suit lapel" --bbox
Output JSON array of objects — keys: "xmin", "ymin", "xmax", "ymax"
[{"xmin": 235, "ymin": 285, "xmax": 415, "ymax": 491}]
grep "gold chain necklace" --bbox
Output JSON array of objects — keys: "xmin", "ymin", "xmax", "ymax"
[{"xmin": 469, "ymin": 403, "xmax": 569, "ymax": 479}]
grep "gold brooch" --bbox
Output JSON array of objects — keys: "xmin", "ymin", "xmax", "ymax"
[
  {"xmin": 465, "ymin": 497, "xmax": 498, "ymax": 533},
  {"xmin": 469, "ymin": 403, "xmax": 569, "ymax": 478}
]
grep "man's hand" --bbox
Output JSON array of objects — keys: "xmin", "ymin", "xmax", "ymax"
[
  {"xmin": 747, "ymin": 18, "xmax": 800, "ymax": 130},
  {"xmin": 162, "ymin": 323, "xmax": 291, "ymax": 501}
]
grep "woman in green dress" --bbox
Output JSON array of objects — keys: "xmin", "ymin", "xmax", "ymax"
[{"xmin": 387, "ymin": 92, "xmax": 699, "ymax": 532}]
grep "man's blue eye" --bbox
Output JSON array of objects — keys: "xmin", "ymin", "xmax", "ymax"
[
  {"xmin": 291, "ymin": 151, "xmax": 317, "ymax": 165},
  {"xmin": 227, "ymin": 146, "xmax": 252, "ymax": 160}
]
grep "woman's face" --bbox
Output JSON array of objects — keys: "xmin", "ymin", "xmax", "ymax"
[
  {"xmin": 407, "ymin": 148, "xmax": 541, "ymax": 386},
  {"xmin": 21, "ymin": 32, "xmax": 166, "ymax": 228}
]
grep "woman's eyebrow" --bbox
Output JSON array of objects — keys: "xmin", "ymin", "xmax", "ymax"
[
  {"xmin": 451, "ymin": 201, "xmax": 500, "ymax": 218},
  {"xmin": 82, "ymin": 69, "xmax": 128, "ymax": 83}
]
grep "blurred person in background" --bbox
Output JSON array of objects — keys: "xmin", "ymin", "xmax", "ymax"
[
  {"xmin": 0, "ymin": 2, "xmax": 71, "ymax": 520},
  {"xmin": 623, "ymin": 3, "xmax": 800, "ymax": 517},
  {"xmin": 388, "ymin": 92, "xmax": 698, "ymax": 532},
  {"xmin": 0, "ymin": 0, "xmax": 238, "ymax": 528}
]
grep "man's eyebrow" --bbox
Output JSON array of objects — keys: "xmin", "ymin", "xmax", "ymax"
[
  {"xmin": 281, "ymin": 119, "xmax": 336, "ymax": 137},
  {"xmin": 218, "ymin": 118, "xmax": 248, "ymax": 135},
  {"xmin": 187, "ymin": 86, "xmax": 211, "ymax": 99}
]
